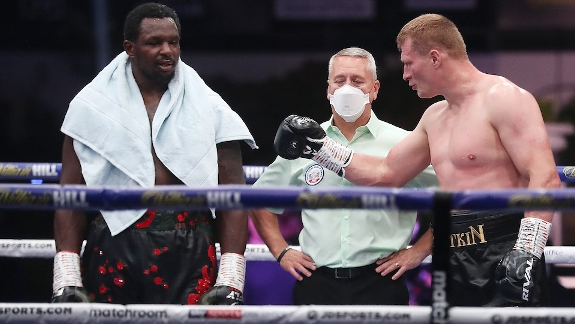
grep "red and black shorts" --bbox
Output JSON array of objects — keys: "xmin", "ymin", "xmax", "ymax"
[
  {"xmin": 449, "ymin": 210, "xmax": 548, "ymax": 306},
  {"xmin": 82, "ymin": 210, "xmax": 217, "ymax": 304}
]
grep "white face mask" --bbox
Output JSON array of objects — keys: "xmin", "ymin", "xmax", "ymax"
[{"xmin": 329, "ymin": 84, "xmax": 370, "ymax": 123}]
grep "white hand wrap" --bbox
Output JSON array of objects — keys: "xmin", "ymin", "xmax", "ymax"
[
  {"xmin": 53, "ymin": 251, "xmax": 83, "ymax": 293},
  {"xmin": 310, "ymin": 137, "xmax": 354, "ymax": 177},
  {"xmin": 215, "ymin": 253, "xmax": 246, "ymax": 292},
  {"xmin": 514, "ymin": 217, "xmax": 551, "ymax": 258}
]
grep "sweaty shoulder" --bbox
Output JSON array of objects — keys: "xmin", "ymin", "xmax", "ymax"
[
  {"xmin": 483, "ymin": 75, "xmax": 537, "ymax": 117},
  {"xmin": 485, "ymin": 76, "xmax": 531, "ymax": 102}
]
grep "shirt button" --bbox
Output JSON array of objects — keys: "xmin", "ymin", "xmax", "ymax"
[{"xmin": 344, "ymin": 215, "xmax": 349, "ymax": 220}]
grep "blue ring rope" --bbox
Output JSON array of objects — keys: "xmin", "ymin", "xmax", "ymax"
[
  {"xmin": 2, "ymin": 162, "xmax": 575, "ymax": 183},
  {"xmin": 1, "ymin": 184, "xmax": 575, "ymax": 211}
]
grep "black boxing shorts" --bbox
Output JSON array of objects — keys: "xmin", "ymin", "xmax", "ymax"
[
  {"xmin": 82, "ymin": 210, "xmax": 216, "ymax": 304},
  {"xmin": 448, "ymin": 210, "xmax": 548, "ymax": 306}
]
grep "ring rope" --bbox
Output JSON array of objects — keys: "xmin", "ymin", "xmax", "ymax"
[
  {"xmin": 0, "ymin": 304, "xmax": 428, "ymax": 324},
  {"xmin": 2, "ymin": 184, "xmax": 575, "ymax": 211},
  {"xmin": 2, "ymin": 162, "xmax": 575, "ymax": 183},
  {"xmin": 1, "ymin": 304, "xmax": 575, "ymax": 324},
  {"xmin": 0, "ymin": 241, "xmax": 292, "ymax": 261},
  {"xmin": 0, "ymin": 163, "xmax": 269, "ymax": 184},
  {"xmin": 0, "ymin": 239, "xmax": 573, "ymax": 264}
]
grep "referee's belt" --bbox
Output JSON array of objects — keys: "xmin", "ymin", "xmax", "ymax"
[
  {"xmin": 315, "ymin": 262, "xmax": 378, "ymax": 279},
  {"xmin": 449, "ymin": 210, "xmax": 523, "ymax": 249}
]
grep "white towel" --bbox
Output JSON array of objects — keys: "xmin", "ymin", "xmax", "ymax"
[{"xmin": 62, "ymin": 52, "xmax": 257, "ymax": 235}]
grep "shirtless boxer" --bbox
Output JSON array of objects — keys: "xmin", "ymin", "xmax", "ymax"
[{"xmin": 273, "ymin": 14, "xmax": 560, "ymax": 306}]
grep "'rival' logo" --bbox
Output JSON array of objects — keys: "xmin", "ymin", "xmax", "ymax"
[{"xmin": 522, "ymin": 258, "xmax": 534, "ymax": 301}]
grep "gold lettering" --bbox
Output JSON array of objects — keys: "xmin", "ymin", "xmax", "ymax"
[
  {"xmin": 464, "ymin": 232, "xmax": 471, "ymax": 246},
  {"xmin": 0, "ymin": 189, "xmax": 51, "ymax": 205},
  {"xmin": 509, "ymin": 193, "xmax": 575, "ymax": 209},
  {"xmin": 0, "ymin": 164, "xmax": 31, "ymax": 176},
  {"xmin": 469, "ymin": 224, "xmax": 487, "ymax": 244},
  {"xmin": 450, "ymin": 224, "xmax": 488, "ymax": 248},
  {"xmin": 296, "ymin": 193, "xmax": 361, "ymax": 208},
  {"xmin": 456, "ymin": 233, "xmax": 466, "ymax": 247},
  {"xmin": 141, "ymin": 191, "xmax": 207, "ymax": 207}
]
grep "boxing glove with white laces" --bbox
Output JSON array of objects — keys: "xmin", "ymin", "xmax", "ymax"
[
  {"xmin": 52, "ymin": 251, "xmax": 90, "ymax": 303},
  {"xmin": 495, "ymin": 217, "xmax": 551, "ymax": 305},
  {"xmin": 198, "ymin": 253, "xmax": 245, "ymax": 305}
]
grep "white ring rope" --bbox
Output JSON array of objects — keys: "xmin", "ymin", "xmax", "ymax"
[
  {"xmin": 1, "ymin": 304, "xmax": 575, "ymax": 324},
  {"xmin": 0, "ymin": 240, "xmax": 300, "ymax": 261},
  {"xmin": 0, "ymin": 304, "xmax": 427, "ymax": 324},
  {"xmin": 1, "ymin": 239, "xmax": 574, "ymax": 264}
]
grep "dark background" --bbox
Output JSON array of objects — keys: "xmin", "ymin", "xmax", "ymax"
[{"xmin": 2, "ymin": 0, "xmax": 575, "ymax": 305}]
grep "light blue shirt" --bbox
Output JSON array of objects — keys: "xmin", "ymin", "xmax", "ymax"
[{"xmin": 253, "ymin": 111, "xmax": 438, "ymax": 268}]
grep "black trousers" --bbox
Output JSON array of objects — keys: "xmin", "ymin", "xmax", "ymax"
[{"xmin": 292, "ymin": 264, "xmax": 408, "ymax": 305}]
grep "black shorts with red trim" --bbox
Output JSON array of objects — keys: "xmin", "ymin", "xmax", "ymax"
[{"xmin": 82, "ymin": 210, "xmax": 216, "ymax": 304}]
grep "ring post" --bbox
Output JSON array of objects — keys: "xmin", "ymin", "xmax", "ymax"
[{"xmin": 431, "ymin": 191, "xmax": 452, "ymax": 324}]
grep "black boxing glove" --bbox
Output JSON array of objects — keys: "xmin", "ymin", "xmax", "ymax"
[
  {"xmin": 198, "ymin": 286, "xmax": 243, "ymax": 305},
  {"xmin": 199, "ymin": 253, "xmax": 245, "ymax": 305},
  {"xmin": 495, "ymin": 217, "xmax": 551, "ymax": 305},
  {"xmin": 273, "ymin": 115, "xmax": 308, "ymax": 160},
  {"xmin": 52, "ymin": 286, "xmax": 91, "ymax": 303},
  {"xmin": 52, "ymin": 251, "xmax": 90, "ymax": 303},
  {"xmin": 274, "ymin": 115, "xmax": 354, "ymax": 176}
]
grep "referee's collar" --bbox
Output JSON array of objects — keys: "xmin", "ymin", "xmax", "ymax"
[{"xmin": 325, "ymin": 110, "xmax": 379, "ymax": 139}]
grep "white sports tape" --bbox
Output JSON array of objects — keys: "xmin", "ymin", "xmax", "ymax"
[
  {"xmin": 311, "ymin": 137, "xmax": 353, "ymax": 177},
  {"xmin": 514, "ymin": 217, "xmax": 552, "ymax": 258},
  {"xmin": 52, "ymin": 252, "xmax": 83, "ymax": 292},
  {"xmin": 215, "ymin": 253, "xmax": 246, "ymax": 292}
]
